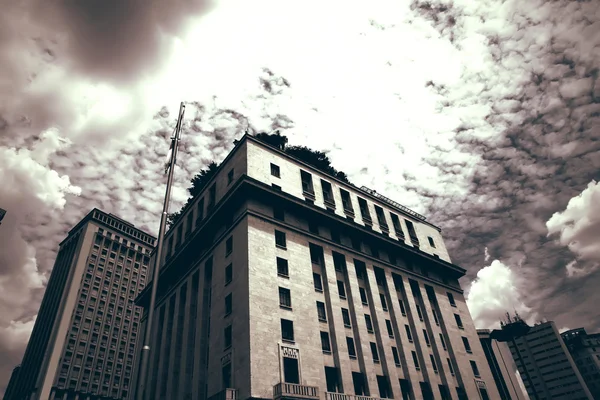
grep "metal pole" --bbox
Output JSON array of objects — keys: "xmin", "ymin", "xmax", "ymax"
[{"xmin": 135, "ymin": 102, "xmax": 186, "ymax": 400}]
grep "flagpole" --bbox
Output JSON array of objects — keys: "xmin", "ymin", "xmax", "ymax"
[{"xmin": 136, "ymin": 101, "xmax": 186, "ymax": 400}]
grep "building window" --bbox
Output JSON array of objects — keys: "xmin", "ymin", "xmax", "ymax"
[
  {"xmin": 225, "ymin": 263, "xmax": 232, "ymax": 285},
  {"xmin": 340, "ymin": 189, "xmax": 354, "ymax": 213},
  {"xmin": 439, "ymin": 334, "xmax": 447, "ymax": 350},
  {"xmin": 377, "ymin": 375, "xmax": 392, "ymax": 399},
  {"xmin": 412, "ymin": 351, "xmax": 420, "ymax": 370},
  {"xmin": 365, "ymin": 314, "xmax": 374, "ymax": 333},
  {"xmin": 271, "ymin": 163, "xmax": 281, "ymax": 177},
  {"xmin": 428, "ymin": 236, "xmax": 436, "ymax": 248},
  {"xmin": 398, "ymin": 299, "xmax": 407, "ymax": 316},
  {"xmin": 447, "ymin": 358, "xmax": 455, "ymax": 375},
  {"xmin": 416, "ymin": 304, "xmax": 424, "ymax": 321},
  {"xmin": 277, "ymin": 257, "xmax": 289, "ymax": 277},
  {"xmin": 283, "ymin": 357, "xmax": 299, "ymax": 384},
  {"xmin": 347, "ymin": 337, "xmax": 357, "ymax": 358},
  {"xmin": 227, "ymin": 169, "xmax": 234, "ymax": 185},
  {"xmin": 386, "ymin": 320, "xmax": 394, "ymax": 338},
  {"xmin": 405, "ymin": 325, "xmax": 413, "ymax": 342},
  {"xmin": 390, "ymin": 213, "xmax": 404, "ymax": 239},
  {"xmin": 337, "ymin": 280, "xmax": 346, "ymax": 299},
  {"xmin": 225, "ymin": 236, "xmax": 233, "ymax": 256},
  {"xmin": 225, "ymin": 294, "xmax": 232, "ymax": 316},
  {"xmin": 208, "ymin": 184, "xmax": 216, "ymax": 210},
  {"xmin": 275, "ymin": 230, "xmax": 287, "ymax": 248},
  {"xmin": 392, "ymin": 347, "xmax": 401, "ymax": 366},
  {"xmin": 430, "ymin": 354, "xmax": 438, "ymax": 373},
  {"xmin": 359, "ymin": 287, "xmax": 368, "ymax": 305},
  {"xmin": 279, "ymin": 288, "xmax": 292, "ymax": 309},
  {"xmin": 455, "ymin": 314, "xmax": 464, "ymax": 329},
  {"xmin": 321, "ymin": 179, "xmax": 335, "ymax": 205},
  {"xmin": 351, "ymin": 235, "xmax": 361, "ymax": 251},
  {"xmin": 222, "ymin": 363, "xmax": 232, "ymax": 389},
  {"xmin": 462, "ymin": 337, "xmax": 472, "ymax": 353},
  {"xmin": 380, "ymin": 293, "xmax": 388, "ymax": 311},
  {"xmin": 470, "ymin": 360, "xmax": 480, "ymax": 377},
  {"xmin": 447, "ymin": 292, "xmax": 456, "ymax": 307},
  {"xmin": 317, "ymin": 301, "xmax": 327, "ymax": 322},
  {"xmin": 300, "ymin": 170, "xmax": 315, "ymax": 195},
  {"xmin": 405, "ymin": 220, "xmax": 419, "ymax": 246},
  {"xmin": 358, "ymin": 198, "xmax": 372, "ymax": 224},
  {"xmin": 274, "ymin": 207, "xmax": 285, "ymax": 221},
  {"xmin": 342, "ymin": 308, "xmax": 351, "ymax": 328},
  {"xmin": 331, "ymin": 229, "xmax": 341, "ymax": 244},
  {"xmin": 321, "ymin": 332, "xmax": 332, "ymax": 353},
  {"xmin": 374, "ymin": 205, "xmax": 388, "ymax": 231},
  {"xmin": 313, "ymin": 273, "xmax": 323, "ymax": 292},
  {"xmin": 224, "ymin": 325, "xmax": 232, "ymax": 349},
  {"xmin": 186, "ymin": 212, "xmax": 194, "ymax": 236},
  {"xmin": 281, "ymin": 319, "xmax": 294, "ymax": 343},
  {"xmin": 353, "ymin": 372, "xmax": 368, "ymax": 396},
  {"xmin": 272, "ymin": 183, "xmax": 282, "ymax": 191},
  {"xmin": 196, "ymin": 198, "xmax": 205, "ymax": 224},
  {"xmin": 370, "ymin": 342, "xmax": 380, "ymax": 363},
  {"xmin": 423, "ymin": 330, "xmax": 431, "ymax": 346},
  {"xmin": 432, "ymin": 309, "xmax": 440, "ymax": 326},
  {"xmin": 308, "ymin": 220, "xmax": 319, "ymax": 234}
]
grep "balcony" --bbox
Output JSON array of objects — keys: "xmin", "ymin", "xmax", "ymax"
[
  {"xmin": 273, "ymin": 383, "xmax": 319, "ymax": 400},
  {"xmin": 325, "ymin": 393, "xmax": 385, "ymax": 400},
  {"xmin": 208, "ymin": 388, "xmax": 238, "ymax": 400}
]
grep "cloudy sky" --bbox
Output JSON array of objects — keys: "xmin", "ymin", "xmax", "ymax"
[{"xmin": 1, "ymin": 0, "xmax": 600, "ymax": 394}]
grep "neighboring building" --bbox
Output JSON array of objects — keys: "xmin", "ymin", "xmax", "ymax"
[
  {"xmin": 7, "ymin": 209, "xmax": 155, "ymax": 400},
  {"xmin": 477, "ymin": 329, "xmax": 527, "ymax": 400},
  {"xmin": 561, "ymin": 328, "xmax": 600, "ymax": 399},
  {"xmin": 135, "ymin": 133, "xmax": 499, "ymax": 400},
  {"xmin": 493, "ymin": 317, "xmax": 593, "ymax": 400},
  {"xmin": 4, "ymin": 365, "xmax": 22, "ymax": 400}
]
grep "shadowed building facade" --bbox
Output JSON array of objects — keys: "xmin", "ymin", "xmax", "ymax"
[
  {"xmin": 561, "ymin": 328, "xmax": 600, "ymax": 399},
  {"xmin": 136, "ymin": 134, "xmax": 500, "ymax": 400},
  {"xmin": 7, "ymin": 209, "xmax": 155, "ymax": 400}
]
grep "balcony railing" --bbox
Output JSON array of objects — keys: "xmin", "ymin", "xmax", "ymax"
[
  {"xmin": 273, "ymin": 382, "xmax": 320, "ymax": 400},
  {"xmin": 325, "ymin": 393, "xmax": 386, "ymax": 400},
  {"xmin": 208, "ymin": 388, "xmax": 239, "ymax": 400}
]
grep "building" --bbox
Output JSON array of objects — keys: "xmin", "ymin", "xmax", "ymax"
[
  {"xmin": 4, "ymin": 366, "xmax": 22, "ymax": 400},
  {"xmin": 493, "ymin": 317, "xmax": 593, "ymax": 400},
  {"xmin": 477, "ymin": 329, "xmax": 527, "ymax": 400},
  {"xmin": 561, "ymin": 328, "xmax": 600, "ymax": 398},
  {"xmin": 135, "ymin": 133, "xmax": 500, "ymax": 400},
  {"xmin": 7, "ymin": 209, "xmax": 155, "ymax": 400}
]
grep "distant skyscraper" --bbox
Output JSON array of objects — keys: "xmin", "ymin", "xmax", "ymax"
[
  {"xmin": 135, "ymin": 134, "xmax": 500, "ymax": 400},
  {"xmin": 477, "ymin": 329, "xmax": 527, "ymax": 400},
  {"xmin": 492, "ymin": 316, "xmax": 593, "ymax": 400},
  {"xmin": 4, "ymin": 365, "xmax": 21, "ymax": 400},
  {"xmin": 561, "ymin": 328, "xmax": 600, "ymax": 399},
  {"xmin": 7, "ymin": 209, "xmax": 155, "ymax": 400}
]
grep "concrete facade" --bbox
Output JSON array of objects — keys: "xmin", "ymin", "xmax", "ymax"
[
  {"xmin": 7, "ymin": 210, "xmax": 155, "ymax": 400},
  {"xmin": 561, "ymin": 328, "xmax": 600, "ymax": 399},
  {"xmin": 137, "ymin": 134, "xmax": 500, "ymax": 400}
]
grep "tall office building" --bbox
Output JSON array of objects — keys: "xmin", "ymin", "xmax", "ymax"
[
  {"xmin": 477, "ymin": 329, "xmax": 527, "ymax": 400},
  {"xmin": 561, "ymin": 328, "xmax": 600, "ymax": 399},
  {"xmin": 136, "ymin": 133, "xmax": 500, "ymax": 400},
  {"xmin": 4, "ymin": 366, "xmax": 22, "ymax": 400},
  {"xmin": 8, "ymin": 209, "xmax": 155, "ymax": 400},
  {"xmin": 494, "ymin": 318, "xmax": 593, "ymax": 400}
]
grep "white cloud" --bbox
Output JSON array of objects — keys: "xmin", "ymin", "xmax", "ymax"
[
  {"xmin": 547, "ymin": 180, "xmax": 600, "ymax": 277},
  {"xmin": 466, "ymin": 260, "xmax": 534, "ymax": 330},
  {"xmin": 558, "ymin": 326, "xmax": 572, "ymax": 334}
]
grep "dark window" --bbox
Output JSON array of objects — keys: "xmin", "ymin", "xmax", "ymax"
[
  {"xmin": 271, "ymin": 163, "xmax": 281, "ymax": 177},
  {"xmin": 462, "ymin": 337, "xmax": 472, "ymax": 353},
  {"xmin": 275, "ymin": 230, "xmax": 287, "ymax": 248},
  {"xmin": 283, "ymin": 357, "xmax": 299, "ymax": 384},
  {"xmin": 447, "ymin": 292, "xmax": 456, "ymax": 306},
  {"xmin": 342, "ymin": 308, "xmax": 351, "ymax": 328},
  {"xmin": 430, "ymin": 354, "xmax": 438, "ymax": 372},
  {"xmin": 392, "ymin": 346, "xmax": 401, "ymax": 365},
  {"xmin": 377, "ymin": 375, "xmax": 392, "ymax": 399},
  {"xmin": 400, "ymin": 379, "xmax": 412, "ymax": 400},
  {"xmin": 386, "ymin": 320, "xmax": 394, "ymax": 338},
  {"xmin": 352, "ymin": 372, "xmax": 368, "ymax": 396},
  {"xmin": 317, "ymin": 301, "xmax": 327, "ymax": 322},
  {"xmin": 208, "ymin": 184, "xmax": 216, "ymax": 209},
  {"xmin": 337, "ymin": 280, "xmax": 346, "ymax": 298},
  {"xmin": 359, "ymin": 287, "xmax": 368, "ymax": 305},
  {"xmin": 225, "ymin": 294, "xmax": 232, "ymax": 315},
  {"xmin": 416, "ymin": 304, "xmax": 424, "ymax": 321},
  {"xmin": 390, "ymin": 213, "xmax": 404, "ymax": 239},
  {"xmin": 358, "ymin": 198, "xmax": 371, "ymax": 223},
  {"xmin": 321, "ymin": 179, "xmax": 335, "ymax": 205},
  {"xmin": 420, "ymin": 382, "xmax": 434, "ymax": 400},
  {"xmin": 351, "ymin": 236, "xmax": 361, "ymax": 250},
  {"xmin": 412, "ymin": 351, "xmax": 420, "ymax": 369},
  {"xmin": 439, "ymin": 385, "xmax": 451, "ymax": 400},
  {"xmin": 308, "ymin": 220, "xmax": 319, "ymax": 234},
  {"xmin": 380, "ymin": 293, "xmax": 388, "ymax": 311},
  {"xmin": 281, "ymin": 319, "xmax": 294, "ymax": 342},
  {"xmin": 279, "ymin": 287, "xmax": 292, "ymax": 309},
  {"xmin": 340, "ymin": 189, "xmax": 354, "ymax": 213},
  {"xmin": 439, "ymin": 334, "xmax": 447, "ymax": 350},
  {"xmin": 428, "ymin": 236, "xmax": 436, "ymax": 248},
  {"xmin": 227, "ymin": 169, "xmax": 234, "ymax": 184},
  {"xmin": 347, "ymin": 337, "xmax": 357, "ymax": 358},
  {"xmin": 321, "ymin": 332, "xmax": 332, "ymax": 353},
  {"xmin": 330, "ymin": 229, "xmax": 341, "ymax": 244},
  {"xmin": 423, "ymin": 329, "xmax": 431, "ymax": 346},
  {"xmin": 399, "ymin": 299, "xmax": 407, "ymax": 316},
  {"xmin": 370, "ymin": 342, "xmax": 380, "ymax": 362},
  {"xmin": 365, "ymin": 314, "xmax": 374, "ymax": 333},
  {"xmin": 274, "ymin": 207, "xmax": 284, "ymax": 221},
  {"xmin": 470, "ymin": 360, "xmax": 480, "ymax": 377},
  {"xmin": 355, "ymin": 261, "xmax": 367, "ymax": 279},
  {"xmin": 405, "ymin": 220, "xmax": 419, "ymax": 245},
  {"xmin": 277, "ymin": 257, "xmax": 289, "ymax": 277},
  {"xmin": 222, "ymin": 363, "xmax": 232, "ymax": 389},
  {"xmin": 405, "ymin": 325, "xmax": 413, "ymax": 342},
  {"xmin": 432, "ymin": 309, "xmax": 440, "ymax": 325},
  {"xmin": 272, "ymin": 183, "xmax": 282, "ymax": 191},
  {"xmin": 478, "ymin": 388, "xmax": 490, "ymax": 400},
  {"xmin": 186, "ymin": 212, "xmax": 194, "ymax": 236},
  {"xmin": 325, "ymin": 367, "xmax": 342, "ymax": 393},
  {"xmin": 300, "ymin": 170, "xmax": 314, "ymax": 195},
  {"xmin": 313, "ymin": 273, "xmax": 323, "ymax": 292},
  {"xmin": 333, "ymin": 252, "xmax": 345, "ymax": 271},
  {"xmin": 374, "ymin": 205, "xmax": 388, "ymax": 231},
  {"xmin": 225, "ymin": 263, "xmax": 232, "ymax": 285},
  {"xmin": 225, "ymin": 236, "xmax": 233, "ymax": 256},
  {"xmin": 224, "ymin": 325, "xmax": 232, "ymax": 349},
  {"xmin": 455, "ymin": 314, "xmax": 464, "ymax": 329},
  {"xmin": 447, "ymin": 358, "xmax": 455, "ymax": 375}
]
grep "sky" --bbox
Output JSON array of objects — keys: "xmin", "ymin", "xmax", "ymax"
[{"xmin": 1, "ymin": 0, "xmax": 599, "ymax": 395}]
